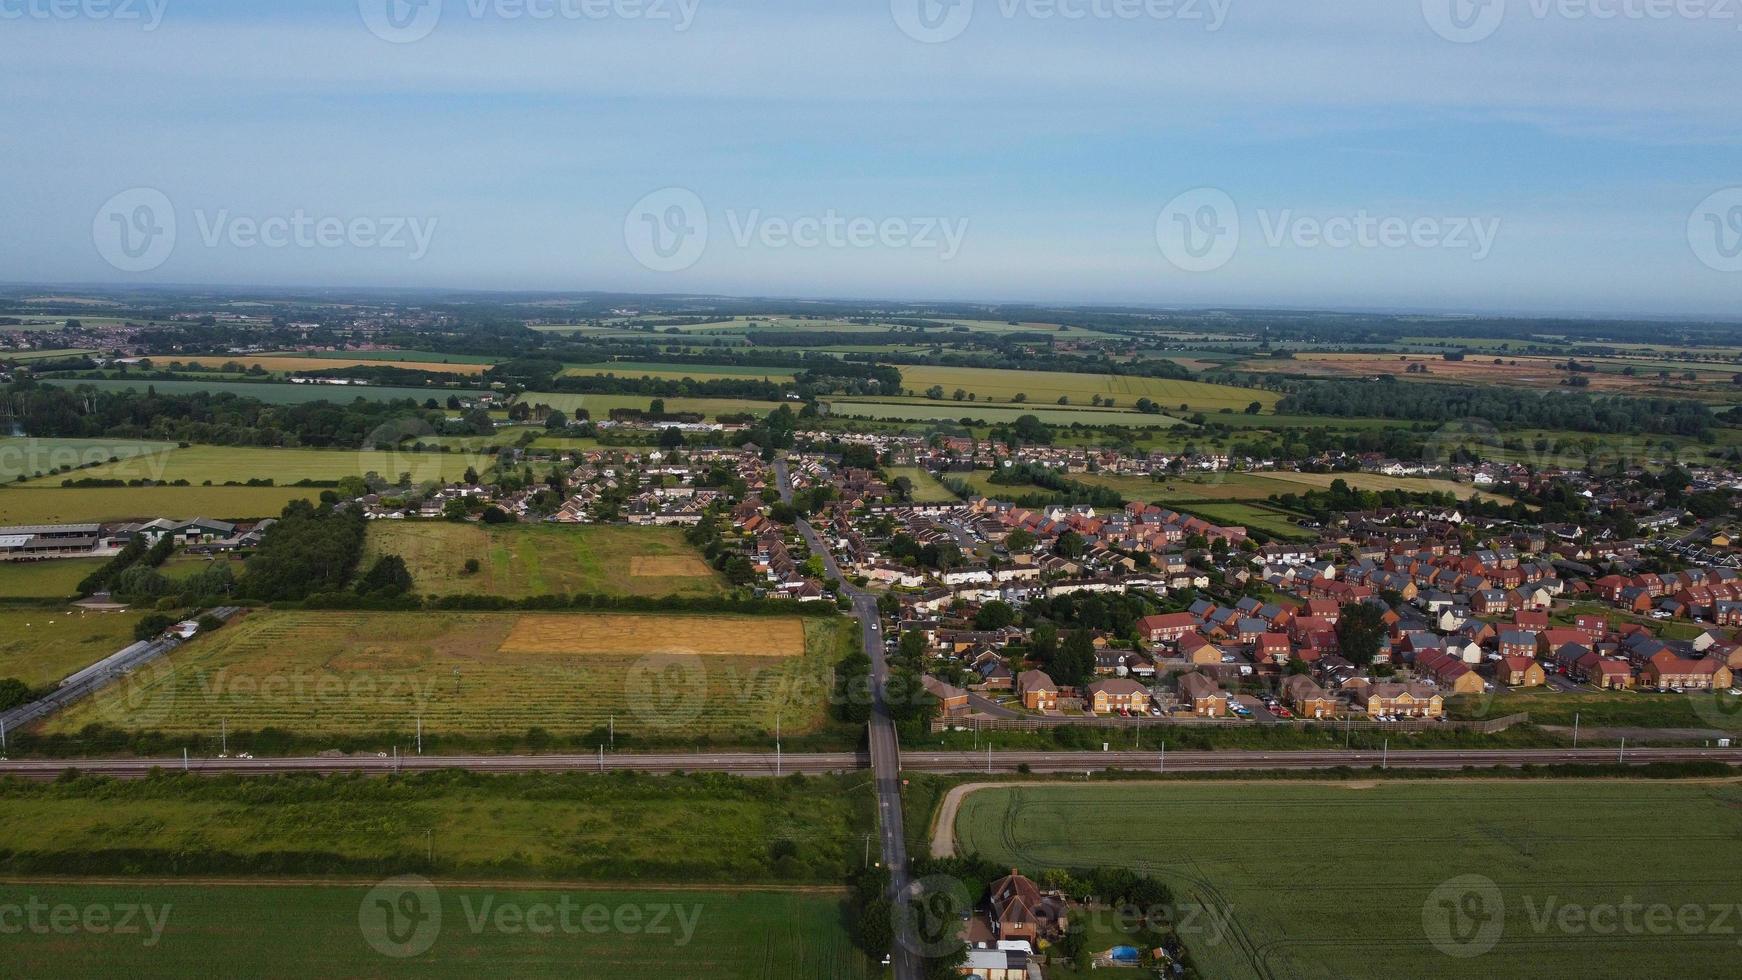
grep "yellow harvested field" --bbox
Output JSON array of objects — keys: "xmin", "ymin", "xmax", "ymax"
[
  {"xmin": 896, "ymin": 365, "xmax": 1279, "ymax": 412},
  {"xmin": 630, "ymin": 555, "xmax": 713, "ymax": 577},
  {"xmin": 500, "ymin": 614, "xmax": 806, "ymax": 657},
  {"xmin": 171, "ymin": 355, "xmax": 491, "ymax": 376}
]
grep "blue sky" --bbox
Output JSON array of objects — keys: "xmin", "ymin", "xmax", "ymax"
[{"xmin": 2, "ymin": 0, "xmax": 1739, "ymax": 316}]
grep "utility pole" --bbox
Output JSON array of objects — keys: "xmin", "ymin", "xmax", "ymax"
[
  {"xmin": 1159, "ymin": 741, "xmax": 1165, "ymax": 774},
  {"xmin": 1619, "ymin": 736, "xmax": 1626, "ymax": 764},
  {"xmin": 610, "ymin": 716, "xmax": 615, "ymax": 752},
  {"xmin": 776, "ymin": 712, "xmax": 783, "ymax": 777},
  {"xmin": 2, "ymin": 716, "xmax": 8, "ymax": 755},
  {"xmin": 182, "ymin": 748, "xmax": 188, "ymax": 772},
  {"xmin": 1573, "ymin": 712, "xmax": 1580, "ymax": 749},
  {"xmin": 863, "ymin": 834, "xmax": 871, "ymax": 868},
  {"xmin": 986, "ymin": 743, "xmax": 991, "ymax": 775},
  {"xmin": 417, "ymin": 716, "xmax": 422, "ymax": 756},
  {"xmin": 598, "ymin": 745, "xmax": 604, "ymax": 772},
  {"xmin": 221, "ymin": 718, "xmax": 227, "ymax": 756},
  {"xmin": 1382, "ymin": 739, "xmax": 1389, "ymax": 770}
]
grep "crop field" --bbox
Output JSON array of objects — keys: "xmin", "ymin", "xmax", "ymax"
[
  {"xmin": 824, "ymin": 399, "xmax": 1185, "ymax": 428},
  {"xmin": 25, "ymin": 445, "xmax": 486, "ymax": 486},
  {"xmin": 285, "ymin": 348, "xmax": 500, "ymax": 364},
  {"xmin": 951, "ymin": 780, "xmax": 1742, "ymax": 980},
  {"xmin": 1244, "ymin": 352, "xmax": 1739, "ymax": 402},
  {"xmin": 40, "ymin": 378, "xmax": 490, "ymax": 405},
  {"xmin": 1256, "ymin": 469, "xmax": 1512, "ymax": 501},
  {"xmin": 517, "ymin": 392, "xmax": 787, "ymax": 417},
  {"xmin": 0, "ymin": 608, "xmax": 142, "ymax": 687},
  {"xmin": 170, "ymin": 355, "xmax": 491, "ymax": 376},
  {"xmin": 0, "ymin": 882, "xmax": 870, "ymax": 979},
  {"xmin": 0, "ymin": 436, "xmax": 176, "ymax": 482},
  {"xmin": 562, "ymin": 360, "xmax": 797, "ymax": 381},
  {"xmin": 46, "ymin": 610, "xmax": 852, "ymax": 740},
  {"xmin": 894, "ymin": 366, "xmax": 1280, "ymax": 412},
  {"xmin": 0, "ymin": 557, "xmax": 108, "ymax": 599},
  {"xmin": 362, "ymin": 523, "xmax": 725, "ymax": 598},
  {"xmin": 0, "ymin": 486, "xmax": 314, "ymax": 524},
  {"xmin": 3, "ymin": 347, "xmax": 98, "ymax": 360}
]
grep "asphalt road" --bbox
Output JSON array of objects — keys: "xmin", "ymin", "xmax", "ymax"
[{"xmin": 777, "ymin": 455, "xmax": 921, "ymax": 979}]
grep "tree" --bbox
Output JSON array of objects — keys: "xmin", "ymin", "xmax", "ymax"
[
  {"xmin": 544, "ymin": 410, "xmax": 568, "ymax": 430},
  {"xmin": 1051, "ymin": 628, "xmax": 1096, "ymax": 687},
  {"xmin": 974, "ymin": 601, "xmax": 1015, "ymax": 630},
  {"xmin": 1054, "ymin": 531, "xmax": 1085, "ymax": 559},
  {"xmin": 1334, "ymin": 602, "xmax": 1388, "ymax": 667},
  {"xmin": 659, "ymin": 426, "xmax": 686, "ymax": 448},
  {"xmin": 649, "ymin": 398, "xmax": 666, "ymax": 414},
  {"xmin": 356, "ymin": 554, "xmax": 413, "ymax": 597},
  {"xmin": 0, "ymin": 677, "xmax": 32, "ymax": 712},
  {"xmin": 1004, "ymin": 528, "xmax": 1036, "ymax": 553},
  {"xmin": 461, "ymin": 558, "xmax": 482, "ymax": 575}
]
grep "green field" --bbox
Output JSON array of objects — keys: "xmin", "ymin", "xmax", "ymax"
[
  {"xmin": 518, "ymin": 392, "xmax": 786, "ymax": 417},
  {"xmin": 45, "ymin": 610, "xmax": 856, "ymax": 744},
  {"xmin": 0, "ymin": 608, "xmax": 142, "ymax": 687},
  {"xmin": 0, "ymin": 486, "xmax": 314, "ymax": 524},
  {"xmin": 895, "ymin": 365, "xmax": 1279, "ymax": 412},
  {"xmin": 886, "ymin": 467, "xmax": 959, "ymax": 504},
  {"xmin": 41, "ymin": 378, "xmax": 489, "ymax": 405},
  {"xmin": 363, "ymin": 523, "xmax": 726, "ymax": 598},
  {"xmin": 825, "ymin": 400, "xmax": 1185, "ymax": 428},
  {"xmin": 0, "ymin": 558, "xmax": 108, "ymax": 599},
  {"xmin": 1178, "ymin": 501, "xmax": 1316, "ymax": 539},
  {"xmin": 0, "ymin": 769, "xmax": 871, "ymax": 886},
  {"xmin": 562, "ymin": 361, "xmax": 797, "ymax": 381},
  {"xmin": 0, "ymin": 436, "xmax": 177, "ymax": 482},
  {"xmin": 952, "ymin": 780, "xmax": 1742, "ymax": 980},
  {"xmin": 26, "ymin": 445, "xmax": 487, "ymax": 487},
  {"xmin": 0, "ymin": 881, "xmax": 869, "ymax": 979}
]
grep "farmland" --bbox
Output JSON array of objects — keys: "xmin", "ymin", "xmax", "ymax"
[
  {"xmin": 951, "ymin": 780, "xmax": 1742, "ymax": 980},
  {"xmin": 0, "ymin": 558, "xmax": 108, "ymax": 599},
  {"xmin": 1242, "ymin": 351, "xmax": 1740, "ymax": 403},
  {"xmin": 25, "ymin": 445, "xmax": 487, "ymax": 487},
  {"xmin": 169, "ymin": 355, "xmax": 491, "ymax": 376},
  {"xmin": 362, "ymin": 523, "xmax": 726, "ymax": 598},
  {"xmin": 40, "ymin": 378, "xmax": 490, "ymax": 405},
  {"xmin": 562, "ymin": 361, "xmax": 797, "ymax": 381},
  {"xmin": 0, "ymin": 608, "xmax": 142, "ymax": 687},
  {"xmin": 894, "ymin": 365, "xmax": 1279, "ymax": 412},
  {"xmin": 0, "ymin": 769, "xmax": 873, "ymax": 885},
  {"xmin": 1176, "ymin": 502, "xmax": 1316, "ymax": 540},
  {"xmin": 824, "ymin": 400, "xmax": 1185, "ymax": 428},
  {"xmin": 517, "ymin": 392, "xmax": 787, "ymax": 417},
  {"xmin": 0, "ymin": 436, "xmax": 175, "ymax": 482},
  {"xmin": 0, "ymin": 881, "xmax": 870, "ymax": 979},
  {"xmin": 46, "ymin": 611, "xmax": 855, "ymax": 743},
  {"xmin": 0, "ymin": 486, "xmax": 314, "ymax": 524}
]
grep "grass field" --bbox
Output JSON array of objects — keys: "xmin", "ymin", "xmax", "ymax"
[
  {"xmin": 0, "ymin": 608, "xmax": 141, "ymax": 687},
  {"xmin": 26, "ymin": 445, "xmax": 486, "ymax": 487},
  {"xmin": 170, "ymin": 355, "xmax": 491, "ymax": 376},
  {"xmin": 287, "ymin": 349, "xmax": 500, "ymax": 365},
  {"xmin": 824, "ymin": 399, "xmax": 1186, "ymax": 428},
  {"xmin": 0, "ymin": 558, "xmax": 108, "ymax": 599},
  {"xmin": 518, "ymin": 392, "xmax": 786, "ymax": 418},
  {"xmin": 1178, "ymin": 502, "xmax": 1317, "ymax": 540},
  {"xmin": 46, "ymin": 610, "xmax": 854, "ymax": 741},
  {"xmin": 0, "ymin": 436, "xmax": 176, "ymax": 482},
  {"xmin": 41, "ymin": 378, "xmax": 489, "ymax": 405},
  {"xmin": 0, "ymin": 882, "xmax": 869, "ymax": 979},
  {"xmin": 364, "ymin": 523, "xmax": 726, "ymax": 598},
  {"xmin": 0, "ymin": 487, "xmax": 314, "ymax": 524},
  {"xmin": 1450, "ymin": 689, "xmax": 1742, "ymax": 733},
  {"xmin": 562, "ymin": 361, "xmax": 797, "ymax": 381},
  {"xmin": 0, "ymin": 768, "xmax": 873, "ymax": 884},
  {"xmin": 886, "ymin": 467, "xmax": 960, "ymax": 503},
  {"xmin": 952, "ymin": 780, "xmax": 1742, "ymax": 980},
  {"xmin": 895, "ymin": 366, "xmax": 1280, "ymax": 412}
]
